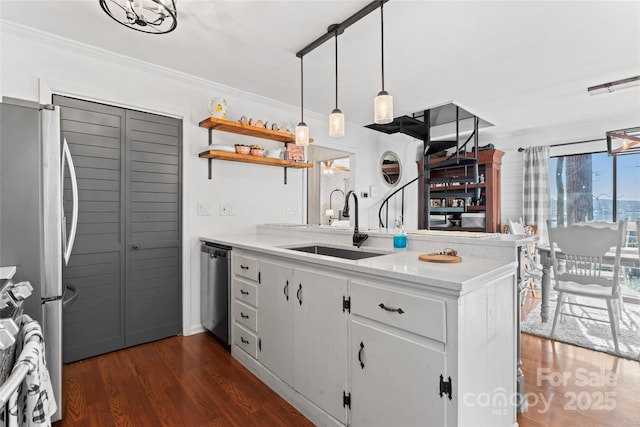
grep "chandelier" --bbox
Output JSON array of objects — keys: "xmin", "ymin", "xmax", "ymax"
[{"xmin": 99, "ymin": 0, "xmax": 177, "ymax": 34}]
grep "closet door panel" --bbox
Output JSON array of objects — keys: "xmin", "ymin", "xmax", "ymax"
[
  {"xmin": 56, "ymin": 95, "xmax": 126, "ymax": 363},
  {"xmin": 125, "ymin": 109, "xmax": 182, "ymax": 347}
]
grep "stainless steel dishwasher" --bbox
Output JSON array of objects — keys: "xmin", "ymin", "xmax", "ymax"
[{"xmin": 200, "ymin": 242, "xmax": 231, "ymax": 345}]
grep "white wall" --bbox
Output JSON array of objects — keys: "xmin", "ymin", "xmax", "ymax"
[{"xmin": 0, "ymin": 22, "xmax": 417, "ymax": 335}]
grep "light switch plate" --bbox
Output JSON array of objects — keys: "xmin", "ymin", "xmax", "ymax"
[{"xmin": 197, "ymin": 202, "xmax": 210, "ymax": 216}]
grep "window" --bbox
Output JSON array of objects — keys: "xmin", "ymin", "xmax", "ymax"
[
  {"xmin": 550, "ymin": 152, "xmax": 640, "ymax": 226},
  {"xmin": 550, "ymin": 151, "xmax": 640, "ymax": 300}
]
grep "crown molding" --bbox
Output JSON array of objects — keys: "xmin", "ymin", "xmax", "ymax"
[{"xmin": 0, "ymin": 19, "xmax": 330, "ymax": 120}]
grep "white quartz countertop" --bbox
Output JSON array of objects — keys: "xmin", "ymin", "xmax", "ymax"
[{"xmin": 201, "ymin": 233, "xmax": 517, "ymax": 295}]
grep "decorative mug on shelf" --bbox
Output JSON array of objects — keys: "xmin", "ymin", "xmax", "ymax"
[{"xmin": 209, "ymin": 97, "xmax": 228, "ymax": 120}]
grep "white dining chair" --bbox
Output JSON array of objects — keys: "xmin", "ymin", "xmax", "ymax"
[
  {"xmin": 547, "ymin": 218, "xmax": 628, "ymax": 354},
  {"xmin": 507, "ymin": 218, "xmax": 526, "ymax": 235}
]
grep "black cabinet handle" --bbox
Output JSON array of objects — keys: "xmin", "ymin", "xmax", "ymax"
[
  {"xmin": 240, "ymin": 312, "xmax": 249, "ymax": 319},
  {"xmin": 284, "ymin": 280, "xmax": 289, "ymax": 301},
  {"xmin": 240, "ymin": 265, "xmax": 249, "ymax": 270},
  {"xmin": 358, "ymin": 341, "xmax": 365, "ymax": 369},
  {"xmin": 240, "ymin": 337, "xmax": 249, "ymax": 344},
  {"xmin": 240, "ymin": 289, "xmax": 249, "ymax": 295},
  {"xmin": 132, "ymin": 244, "xmax": 140, "ymax": 250},
  {"xmin": 297, "ymin": 283, "xmax": 302, "ymax": 305},
  {"xmin": 378, "ymin": 303, "xmax": 405, "ymax": 314}
]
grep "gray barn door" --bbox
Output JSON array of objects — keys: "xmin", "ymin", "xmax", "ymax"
[
  {"xmin": 56, "ymin": 95, "xmax": 182, "ymax": 362},
  {"xmin": 57, "ymin": 96, "xmax": 126, "ymax": 362},
  {"xmin": 125, "ymin": 109, "xmax": 181, "ymax": 346}
]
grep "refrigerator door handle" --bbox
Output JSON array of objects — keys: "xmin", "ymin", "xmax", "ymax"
[
  {"xmin": 62, "ymin": 284, "xmax": 79, "ymax": 309},
  {"xmin": 62, "ymin": 138, "xmax": 78, "ymax": 266}
]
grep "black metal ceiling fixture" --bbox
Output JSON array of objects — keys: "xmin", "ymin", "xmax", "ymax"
[
  {"xmin": 374, "ymin": 1, "xmax": 393, "ymax": 124},
  {"xmin": 295, "ymin": 56, "xmax": 310, "ymax": 146},
  {"xmin": 99, "ymin": 0, "xmax": 177, "ymax": 34},
  {"xmin": 295, "ymin": 0, "xmax": 390, "ymax": 137},
  {"xmin": 329, "ymin": 24, "xmax": 345, "ymax": 137}
]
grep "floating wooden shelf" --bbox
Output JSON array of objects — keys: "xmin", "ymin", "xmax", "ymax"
[
  {"xmin": 199, "ymin": 150, "xmax": 312, "ymax": 169},
  {"xmin": 199, "ymin": 117, "xmax": 313, "ymax": 144},
  {"xmin": 198, "ymin": 150, "xmax": 312, "ymax": 184}
]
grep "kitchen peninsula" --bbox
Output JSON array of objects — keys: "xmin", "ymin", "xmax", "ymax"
[{"xmin": 201, "ymin": 225, "xmax": 531, "ymax": 427}]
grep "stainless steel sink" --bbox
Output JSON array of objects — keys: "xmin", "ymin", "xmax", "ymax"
[{"xmin": 285, "ymin": 245, "xmax": 387, "ymax": 260}]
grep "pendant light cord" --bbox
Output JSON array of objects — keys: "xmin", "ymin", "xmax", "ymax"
[
  {"xmin": 380, "ymin": 1, "xmax": 385, "ymax": 92},
  {"xmin": 335, "ymin": 32, "xmax": 339, "ymax": 110},
  {"xmin": 300, "ymin": 56, "xmax": 304, "ymax": 123}
]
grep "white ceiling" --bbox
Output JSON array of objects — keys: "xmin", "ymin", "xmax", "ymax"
[{"xmin": 2, "ymin": 0, "xmax": 640, "ymax": 135}]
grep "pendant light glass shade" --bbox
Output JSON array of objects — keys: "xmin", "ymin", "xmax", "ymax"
[
  {"xmin": 374, "ymin": 3, "xmax": 393, "ymax": 124},
  {"xmin": 295, "ymin": 122, "xmax": 310, "ymax": 146},
  {"xmin": 329, "ymin": 108, "xmax": 345, "ymax": 137},
  {"xmin": 374, "ymin": 91, "xmax": 393, "ymax": 124}
]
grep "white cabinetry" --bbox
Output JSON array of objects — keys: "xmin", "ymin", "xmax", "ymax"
[
  {"xmin": 293, "ymin": 267, "xmax": 347, "ymax": 423},
  {"xmin": 350, "ymin": 319, "xmax": 445, "ymax": 426},
  {"xmin": 230, "ymin": 248, "xmax": 516, "ymax": 427},
  {"xmin": 231, "ymin": 253, "xmax": 260, "ymax": 359},
  {"xmin": 256, "ymin": 259, "xmax": 294, "ymax": 384},
  {"xmin": 349, "ymin": 281, "xmax": 448, "ymax": 426},
  {"xmin": 253, "ymin": 258, "xmax": 348, "ymax": 424}
]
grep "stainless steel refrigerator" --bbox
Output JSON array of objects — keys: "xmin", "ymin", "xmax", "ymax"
[{"xmin": 0, "ymin": 97, "xmax": 79, "ymax": 422}]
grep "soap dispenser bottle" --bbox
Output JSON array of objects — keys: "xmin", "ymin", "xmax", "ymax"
[{"xmin": 393, "ymin": 220, "xmax": 407, "ymax": 249}]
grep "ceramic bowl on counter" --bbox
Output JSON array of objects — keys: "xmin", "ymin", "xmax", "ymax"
[{"xmin": 235, "ymin": 144, "xmax": 250, "ymax": 154}]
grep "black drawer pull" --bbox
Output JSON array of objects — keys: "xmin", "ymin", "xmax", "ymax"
[
  {"xmin": 240, "ymin": 337, "xmax": 249, "ymax": 344},
  {"xmin": 240, "ymin": 312, "xmax": 249, "ymax": 319},
  {"xmin": 284, "ymin": 280, "xmax": 289, "ymax": 301},
  {"xmin": 240, "ymin": 265, "xmax": 249, "ymax": 270},
  {"xmin": 378, "ymin": 303, "xmax": 405, "ymax": 314},
  {"xmin": 297, "ymin": 284, "xmax": 302, "ymax": 305},
  {"xmin": 358, "ymin": 341, "xmax": 365, "ymax": 369},
  {"xmin": 240, "ymin": 289, "xmax": 249, "ymax": 295}
]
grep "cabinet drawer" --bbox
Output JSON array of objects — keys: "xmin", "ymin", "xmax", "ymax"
[
  {"xmin": 234, "ymin": 279, "xmax": 257, "ymax": 307},
  {"xmin": 233, "ymin": 300, "xmax": 257, "ymax": 332},
  {"xmin": 350, "ymin": 282, "xmax": 446, "ymax": 343},
  {"xmin": 233, "ymin": 254, "xmax": 258, "ymax": 282},
  {"xmin": 234, "ymin": 323, "xmax": 258, "ymax": 359}
]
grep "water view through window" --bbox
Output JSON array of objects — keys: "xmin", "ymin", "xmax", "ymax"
[{"xmin": 550, "ymin": 152, "xmax": 640, "ymax": 299}]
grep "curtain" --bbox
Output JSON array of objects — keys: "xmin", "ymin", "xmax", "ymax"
[{"xmin": 523, "ymin": 146, "xmax": 551, "ymax": 243}]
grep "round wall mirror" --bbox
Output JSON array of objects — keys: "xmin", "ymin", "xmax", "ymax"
[{"xmin": 380, "ymin": 151, "xmax": 401, "ymax": 186}]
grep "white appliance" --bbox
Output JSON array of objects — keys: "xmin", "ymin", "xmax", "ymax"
[{"xmin": 0, "ymin": 97, "xmax": 79, "ymax": 422}]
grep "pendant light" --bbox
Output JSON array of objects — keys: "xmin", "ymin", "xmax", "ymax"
[
  {"xmin": 374, "ymin": 2, "xmax": 393, "ymax": 124},
  {"xmin": 295, "ymin": 56, "xmax": 310, "ymax": 146},
  {"xmin": 329, "ymin": 26, "xmax": 345, "ymax": 137}
]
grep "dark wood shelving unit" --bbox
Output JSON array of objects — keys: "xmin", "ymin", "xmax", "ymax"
[{"xmin": 419, "ymin": 149, "xmax": 503, "ymax": 233}]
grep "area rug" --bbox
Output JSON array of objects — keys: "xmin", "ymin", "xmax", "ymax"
[{"xmin": 521, "ymin": 296, "xmax": 640, "ymax": 361}]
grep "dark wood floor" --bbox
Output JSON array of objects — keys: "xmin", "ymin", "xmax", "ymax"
[
  {"xmin": 54, "ymin": 304, "xmax": 640, "ymax": 426},
  {"xmin": 54, "ymin": 333, "xmax": 313, "ymax": 427}
]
